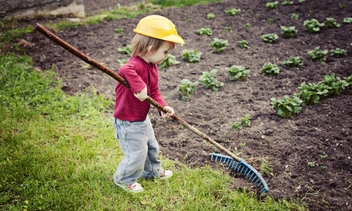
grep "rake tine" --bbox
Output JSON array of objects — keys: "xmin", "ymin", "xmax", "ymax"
[{"xmin": 211, "ymin": 153, "xmax": 269, "ymax": 193}]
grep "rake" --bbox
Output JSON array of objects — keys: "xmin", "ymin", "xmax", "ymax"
[{"xmin": 34, "ymin": 23, "xmax": 269, "ymax": 193}]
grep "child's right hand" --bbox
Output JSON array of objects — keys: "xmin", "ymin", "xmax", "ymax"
[{"xmin": 134, "ymin": 87, "xmax": 148, "ymax": 101}]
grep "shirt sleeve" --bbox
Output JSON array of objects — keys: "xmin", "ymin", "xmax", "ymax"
[{"xmin": 118, "ymin": 63, "xmax": 146, "ymax": 94}]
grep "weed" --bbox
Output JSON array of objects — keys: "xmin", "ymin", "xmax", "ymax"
[
  {"xmin": 320, "ymin": 154, "xmax": 328, "ymax": 160},
  {"xmin": 282, "ymin": 1, "xmax": 293, "ymax": 6},
  {"xmin": 344, "ymin": 17, "xmax": 352, "ymax": 23},
  {"xmin": 245, "ymin": 23, "xmax": 252, "ymax": 27},
  {"xmin": 291, "ymin": 13, "xmax": 299, "ymax": 20},
  {"xmin": 117, "ymin": 58, "xmax": 128, "ymax": 65},
  {"xmin": 225, "ymin": 26, "xmax": 232, "ymax": 32},
  {"xmin": 260, "ymin": 159, "xmax": 274, "ymax": 176},
  {"xmin": 199, "ymin": 69, "xmax": 224, "ymax": 91},
  {"xmin": 114, "ymin": 28, "xmax": 124, "ymax": 33},
  {"xmin": 227, "ymin": 65, "xmax": 250, "ymax": 81},
  {"xmin": 117, "ymin": 45, "xmax": 132, "ymax": 55},
  {"xmin": 307, "ymin": 161, "xmax": 316, "ymax": 168},
  {"xmin": 268, "ymin": 18, "xmax": 275, "ymax": 24}
]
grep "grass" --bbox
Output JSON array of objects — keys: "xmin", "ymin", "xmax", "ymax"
[{"xmin": 0, "ymin": 54, "xmax": 307, "ymax": 210}]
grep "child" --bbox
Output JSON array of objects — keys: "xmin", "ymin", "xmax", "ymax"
[{"xmin": 113, "ymin": 15, "xmax": 185, "ymax": 193}]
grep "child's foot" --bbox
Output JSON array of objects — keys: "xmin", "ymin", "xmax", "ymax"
[
  {"xmin": 114, "ymin": 181, "xmax": 144, "ymax": 193},
  {"xmin": 160, "ymin": 170, "xmax": 173, "ymax": 180}
]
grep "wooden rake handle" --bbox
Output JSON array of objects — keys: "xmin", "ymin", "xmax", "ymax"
[{"xmin": 34, "ymin": 23, "xmax": 241, "ymax": 161}]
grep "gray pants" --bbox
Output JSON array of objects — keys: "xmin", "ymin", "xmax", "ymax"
[{"xmin": 113, "ymin": 116, "xmax": 163, "ymax": 186}]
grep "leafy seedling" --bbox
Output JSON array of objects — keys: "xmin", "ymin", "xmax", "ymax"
[
  {"xmin": 199, "ymin": 69, "xmax": 224, "ymax": 91},
  {"xmin": 118, "ymin": 45, "xmax": 132, "ymax": 55},
  {"xmin": 271, "ymin": 95, "xmax": 303, "ymax": 118},
  {"xmin": 282, "ymin": 1, "xmax": 293, "ymax": 6},
  {"xmin": 281, "ymin": 26, "xmax": 298, "ymax": 38},
  {"xmin": 307, "ymin": 161, "xmax": 315, "ymax": 168},
  {"xmin": 283, "ymin": 56, "xmax": 303, "ymax": 67},
  {"xmin": 307, "ymin": 46, "xmax": 328, "ymax": 62},
  {"xmin": 261, "ymin": 33, "xmax": 279, "ymax": 43},
  {"xmin": 117, "ymin": 58, "xmax": 128, "ymax": 65},
  {"xmin": 295, "ymin": 82, "xmax": 329, "ymax": 105},
  {"xmin": 210, "ymin": 38, "xmax": 229, "ymax": 53},
  {"xmin": 197, "ymin": 28, "xmax": 213, "ymax": 36},
  {"xmin": 225, "ymin": 26, "xmax": 232, "ymax": 32},
  {"xmin": 159, "ymin": 54, "xmax": 180, "ymax": 69},
  {"xmin": 291, "ymin": 13, "xmax": 299, "ymax": 20},
  {"xmin": 207, "ymin": 13, "xmax": 215, "ymax": 19},
  {"xmin": 268, "ymin": 18, "xmax": 275, "ymax": 24},
  {"xmin": 227, "ymin": 65, "xmax": 250, "ymax": 81},
  {"xmin": 178, "ymin": 79, "xmax": 198, "ymax": 101},
  {"xmin": 320, "ymin": 154, "xmax": 328, "ymax": 160},
  {"xmin": 320, "ymin": 74, "xmax": 349, "ymax": 95},
  {"xmin": 260, "ymin": 62, "xmax": 280, "ymax": 76},
  {"xmin": 114, "ymin": 28, "xmax": 124, "ymax": 34},
  {"xmin": 325, "ymin": 17, "xmax": 341, "ymax": 28},
  {"xmin": 330, "ymin": 48, "xmax": 347, "ymax": 58},
  {"xmin": 304, "ymin": 19, "xmax": 325, "ymax": 32},
  {"xmin": 343, "ymin": 17, "xmax": 352, "ymax": 24},
  {"xmin": 245, "ymin": 23, "xmax": 252, "ymax": 27},
  {"xmin": 241, "ymin": 114, "xmax": 251, "ymax": 127},
  {"xmin": 266, "ymin": 1, "xmax": 278, "ymax": 9},
  {"xmin": 182, "ymin": 49, "xmax": 202, "ymax": 63},
  {"xmin": 238, "ymin": 40, "xmax": 250, "ymax": 49},
  {"xmin": 224, "ymin": 8, "xmax": 241, "ymax": 16},
  {"xmin": 260, "ymin": 159, "xmax": 274, "ymax": 177}
]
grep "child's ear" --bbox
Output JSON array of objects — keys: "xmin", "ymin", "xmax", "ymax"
[{"xmin": 147, "ymin": 46, "xmax": 154, "ymax": 53}]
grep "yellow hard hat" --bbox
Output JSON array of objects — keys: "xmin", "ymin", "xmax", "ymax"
[{"xmin": 134, "ymin": 15, "xmax": 185, "ymax": 44}]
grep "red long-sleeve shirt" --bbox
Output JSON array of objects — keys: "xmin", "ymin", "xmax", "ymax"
[{"xmin": 113, "ymin": 56, "xmax": 167, "ymax": 121}]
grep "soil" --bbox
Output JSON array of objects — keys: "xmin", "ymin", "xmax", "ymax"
[{"xmin": 8, "ymin": 0, "xmax": 352, "ymax": 210}]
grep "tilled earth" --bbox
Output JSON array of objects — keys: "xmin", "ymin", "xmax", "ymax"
[{"xmin": 9, "ymin": 0, "xmax": 352, "ymax": 210}]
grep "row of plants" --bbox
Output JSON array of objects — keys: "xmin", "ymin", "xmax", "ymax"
[{"xmin": 271, "ymin": 74, "xmax": 352, "ymax": 118}]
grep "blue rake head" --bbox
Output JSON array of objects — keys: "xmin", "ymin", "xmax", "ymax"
[{"xmin": 210, "ymin": 153, "xmax": 269, "ymax": 193}]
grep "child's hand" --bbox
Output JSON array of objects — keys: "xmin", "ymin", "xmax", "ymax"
[
  {"xmin": 134, "ymin": 87, "xmax": 147, "ymax": 101},
  {"xmin": 161, "ymin": 106, "xmax": 175, "ymax": 118}
]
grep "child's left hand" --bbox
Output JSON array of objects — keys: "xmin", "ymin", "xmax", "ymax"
[{"xmin": 161, "ymin": 106, "xmax": 175, "ymax": 118}]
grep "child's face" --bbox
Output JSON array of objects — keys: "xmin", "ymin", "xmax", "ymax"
[{"xmin": 145, "ymin": 41, "xmax": 173, "ymax": 64}]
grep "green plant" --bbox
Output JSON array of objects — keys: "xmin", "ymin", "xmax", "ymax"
[
  {"xmin": 117, "ymin": 58, "xmax": 128, "ymax": 65},
  {"xmin": 227, "ymin": 65, "xmax": 250, "ymax": 81},
  {"xmin": 343, "ymin": 17, "xmax": 352, "ymax": 23},
  {"xmin": 210, "ymin": 38, "xmax": 229, "ymax": 53},
  {"xmin": 307, "ymin": 161, "xmax": 316, "ymax": 168},
  {"xmin": 324, "ymin": 17, "xmax": 341, "ymax": 28},
  {"xmin": 283, "ymin": 56, "xmax": 303, "ymax": 67},
  {"xmin": 118, "ymin": 45, "xmax": 132, "ymax": 54},
  {"xmin": 114, "ymin": 28, "xmax": 124, "ymax": 33},
  {"xmin": 232, "ymin": 122, "xmax": 242, "ymax": 131},
  {"xmin": 268, "ymin": 18, "xmax": 275, "ymax": 24},
  {"xmin": 197, "ymin": 28, "xmax": 213, "ymax": 36},
  {"xmin": 271, "ymin": 95, "xmax": 303, "ymax": 118},
  {"xmin": 224, "ymin": 8, "xmax": 241, "ymax": 16},
  {"xmin": 330, "ymin": 48, "xmax": 347, "ymax": 58},
  {"xmin": 266, "ymin": 1, "xmax": 278, "ymax": 9},
  {"xmin": 159, "ymin": 54, "xmax": 180, "ymax": 68},
  {"xmin": 178, "ymin": 79, "xmax": 199, "ymax": 101},
  {"xmin": 199, "ymin": 69, "xmax": 224, "ymax": 91},
  {"xmin": 245, "ymin": 23, "xmax": 252, "ymax": 27},
  {"xmin": 281, "ymin": 26, "xmax": 298, "ymax": 38},
  {"xmin": 304, "ymin": 19, "xmax": 325, "ymax": 32},
  {"xmin": 241, "ymin": 114, "xmax": 251, "ymax": 127},
  {"xmin": 261, "ymin": 33, "xmax": 279, "ymax": 43},
  {"xmin": 260, "ymin": 62, "xmax": 280, "ymax": 76},
  {"xmin": 320, "ymin": 154, "xmax": 328, "ymax": 160},
  {"xmin": 291, "ymin": 13, "xmax": 299, "ymax": 20},
  {"xmin": 295, "ymin": 82, "xmax": 329, "ymax": 105},
  {"xmin": 260, "ymin": 159, "xmax": 274, "ymax": 177},
  {"xmin": 225, "ymin": 26, "xmax": 232, "ymax": 32},
  {"xmin": 207, "ymin": 13, "xmax": 215, "ymax": 19},
  {"xmin": 282, "ymin": 1, "xmax": 293, "ymax": 6},
  {"xmin": 307, "ymin": 46, "xmax": 328, "ymax": 62},
  {"xmin": 345, "ymin": 75, "xmax": 352, "ymax": 87},
  {"xmin": 299, "ymin": 0, "xmax": 305, "ymax": 2},
  {"xmin": 320, "ymin": 74, "xmax": 349, "ymax": 95},
  {"xmin": 182, "ymin": 49, "xmax": 202, "ymax": 63},
  {"xmin": 238, "ymin": 40, "xmax": 250, "ymax": 49}
]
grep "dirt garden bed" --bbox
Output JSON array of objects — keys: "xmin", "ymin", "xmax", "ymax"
[{"xmin": 11, "ymin": 0, "xmax": 352, "ymax": 210}]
